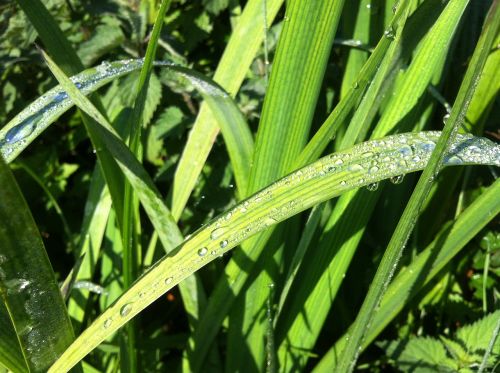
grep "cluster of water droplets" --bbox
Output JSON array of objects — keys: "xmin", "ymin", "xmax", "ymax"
[{"xmin": 0, "ymin": 59, "xmax": 145, "ymax": 162}]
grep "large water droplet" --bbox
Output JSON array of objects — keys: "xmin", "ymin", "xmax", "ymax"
[
  {"xmin": 103, "ymin": 319, "xmax": 112, "ymax": 328},
  {"xmin": 198, "ymin": 247, "xmax": 208, "ymax": 257},
  {"xmin": 120, "ymin": 303, "xmax": 132, "ymax": 317},
  {"xmin": 210, "ymin": 227, "xmax": 226, "ymax": 240},
  {"xmin": 390, "ymin": 175, "xmax": 404, "ymax": 184},
  {"xmin": 384, "ymin": 27, "xmax": 395, "ymax": 40},
  {"xmin": 366, "ymin": 182, "xmax": 379, "ymax": 191},
  {"xmin": 442, "ymin": 113, "xmax": 450, "ymax": 124}
]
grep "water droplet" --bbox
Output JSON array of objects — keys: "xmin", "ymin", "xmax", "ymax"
[
  {"xmin": 369, "ymin": 165, "xmax": 379, "ymax": 174},
  {"xmin": 210, "ymin": 250, "xmax": 217, "ymax": 255},
  {"xmin": 390, "ymin": 175, "xmax": 404, "ymax": 184},
  {"xmin": 220, "ymin": 240, "xmax": 228, "ymax": 248},
  {"xmin": 334, "ymin": 158, "xmax": 344, "ymax": 165},
  {"xmin": 442, "ymin": 113, "xmax": 450, "ymax": 124},
  {"xmin": 210, "ymin": 227, "xmax": 226, "ymax": 240},
  {"xmin": 348, "ymin": 164, "xmax": 363, "ymax": 172},
  {"xmin": 366, "ymin": 182, "xmax": 379, "ymax": 191},
  {"xmin": 366, "ymin": 3, "xmax": 371, "ymax": 9},
  {"xmin": 103, "ymin": 319, "xmax": 112, "ymax": 328},
  {"xmin": 352, "ymin": 81, "xmax": 359, "ymax": 89},
  {"xmin": 165, "ymin": 277, "xmax": 173, "ymax": 285},
  {"xmin": 384, "ymin": 27, "xmax": 395, "ymax": 40},
  {"xmin": 340, "ymin": 180, "xmax": 347, "ymax": 186},
  {"xmin": 198, "ymin": 247, "xmax": 208, "ymax": 257},
  {"xmin": 120, "ymin": 303, "xmax": 132, "ymax": 317}
]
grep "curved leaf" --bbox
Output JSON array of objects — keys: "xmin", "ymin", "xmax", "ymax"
[
  {"xmin": 0, "ymin": 154, "xmax": 75, "ymax": 372},
  {"xmin": 48, "ymin": 131, "xmax": 500, "ymax": 372},
  {"xmin": 0, "ymin": 60, "xmax": 253, "ymax": 192}
]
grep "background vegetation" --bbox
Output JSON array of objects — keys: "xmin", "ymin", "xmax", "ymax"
[{"xmin": 0, "ymin": 0, "xmax": 499, "ymax": 372}]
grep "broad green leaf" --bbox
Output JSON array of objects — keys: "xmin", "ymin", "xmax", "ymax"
[
  {"xmin": 384, "ymin": 337, "xmax": 457, "ymax": 372},
  {"xmin": 457, "ymin": 309, "xmax": 500, "ymax": 358},
  {"xmin": 49, "ymin": 131, "xmax": 500, "ymax": 372},
  {"xmin": 0, "ymin": 154, "xmax": 75, "ymax": 372}
]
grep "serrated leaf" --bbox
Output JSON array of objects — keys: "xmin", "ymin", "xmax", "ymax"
[
  {"xmin": 456, "ymin": 310, "xmax": 500, "ymax": 357},
  {"xmin": 385, "ymin": 337, "xmax": 458, "ymax": 372}
]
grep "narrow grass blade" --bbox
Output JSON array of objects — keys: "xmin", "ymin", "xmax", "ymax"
[
  {"xmin": 0, "ymin": 154, "xmax": 75, "ymax": 372},
  {"xmin": 314, "ymin": 177, "xmax": 500, "ymax": 370},
  {"xmin": 0, "ymin": 303, "xmax": 28, "ymax": 373},
  {"xmin": 0, "ymin": 60, "xmax": 144, "ymax": 163},
  {"xmin": 225, "ymin": 0, "xmax": 346, "ymax": 368},
  {"xmin": 334, "ymin": 2, "xmax": 499, "ymax": 370},
  {"xmin": 373, "ymin": 0, "xmax": 470, "ymax": 138},
  {"xmin": 49, "ymin": 131, "xmax": 500, "ymax": 372},
  {"xmin": 67, "ymin": 169, "xmax": 112, "ymax": 326},
  {"xmin": 120, "ymin": 2, "xmax": 171, "ymax": 369},
  {"xmin": 170, "ymin": 0, "xmax": 284, "ymax": 218}
]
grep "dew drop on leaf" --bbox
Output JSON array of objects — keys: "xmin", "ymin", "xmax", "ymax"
[
  {"xmin": 390, "ymin": 175, "xmax": 404, "ymax": 184},
  {"xmin": 120, "ymin": 303, "xmax": 132, "ymax": 317},
  {"xmin": 198, "ymin": 247, "xmax": 208, "ymax": 257},
  {"xmin": 103, "ymin": 319, "xmax": 112, "ymax": 329},
  {"xmin": 210, "ymin": 227, "xmax": 226, "ymax": 240}
]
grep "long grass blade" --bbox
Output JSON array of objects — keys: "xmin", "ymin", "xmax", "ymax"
[
  {"xmin": 170, "ymin": 0, "xmax": 284, "ymax": 218},
  {"xmin": 48, "ymin": 130, "xmax": 500, "ymax": 372},
  {"xmin": 225, "ymin": 0, "xmax": 346, "ymax": 368},
  {"xmin": 0, "ymin": 154, "xmax": 75, "ymax": 372}
]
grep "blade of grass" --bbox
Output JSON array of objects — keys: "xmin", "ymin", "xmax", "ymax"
[
  {"xmin": 0, "ymin": 303, "xmax": 28, "ymax": 373},
  {"xmin": 334, "ymin": 1, "xmax": 499, "ymax": 370},
  {"xmin": 0, "ymin": 59, "xmax": 145, "ymax": 163},
  {"xmin": 0, "ymin": 153, "xmax": 76, "ymax": 372},
  {"xmin": 170, "ymin": 0, "xmax": 284, "ymax": 219},
  {"xmin": 49, "ymin": 130, "xmax": 500, "ymax": 372},
  {"xmin": 120, "ymin": 2, "xmax": 171, "ymax": 370},
  {"xmin": 314, "ymin": 177, "xmax": 500, "ymax": 370},
  {"xmin": 225, "ymin": 1, "xmax": 346, "ymax": 369}
]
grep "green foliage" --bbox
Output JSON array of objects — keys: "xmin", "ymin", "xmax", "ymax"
[
  {"xmin": 0, "ymin": 0, "xmax": 499, "ymax": 372},
  {"xmin": 382, "ymin": 310, "xmax": 500, "ymax": 372}
]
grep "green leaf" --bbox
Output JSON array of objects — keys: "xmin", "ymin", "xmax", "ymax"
[
  {"xmin": 0, "ymin": 152, "xmax": 75, "ymax": 372},
  {"xmin": 384, "ymin": 337, "xmax": 457, "ymax": 373},
  {"xmin": 0, "ymin": 59, "xmax": 145, "ymax": 163},
  {"xmin": 77, "ymin": 23, "xmax": 125, "ymax": 67},
  {"xmin": 457, "ymin": 310, "xmax": 500, "ymax": 358},
  {"xmin": 48, "ymin": 131, "xmax": 500, "ymax": 372}
]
